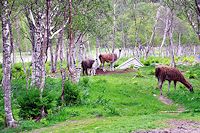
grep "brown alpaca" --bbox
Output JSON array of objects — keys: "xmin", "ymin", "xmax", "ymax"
[
  {"xmin": 99, "ymin": 49, "xmax": 121, "ymax": 71},
  {"xmin": 155, "ymin": 65, "xmax": 193, "ymax": 95},
  {"xmin": 81, "ymin": 59, "xmax": 95, "ymax": 75}
]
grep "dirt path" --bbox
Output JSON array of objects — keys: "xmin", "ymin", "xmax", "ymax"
[
  {"xmin": 135, "ymin": 119, "xmax": 200, "ymax": 133},
  {"xmin": 46, "ymin": 68, "xmax": 136, "ymax": 78},
  {"xmin": 95, "ymin": 68, "xmax": 135, "ymax": 75},
  {"xmin": 134, "ymin": 96, "xmax": 200, "ymax": 133},
  {"xmin": 158, "ymin": 95, "xmax": 174, "ymax": 105},
  {"xmin": 157, "ymin": 95, "xmax": 185, "ymax": 113}
]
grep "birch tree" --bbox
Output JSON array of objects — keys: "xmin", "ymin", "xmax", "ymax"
[
  {"xmin": 1, "ymin": 0, "xmax": 17, "ymax": 127},
  {"xmin": 67, "ymin": 0, "xmax": 78, "ymax": 83},
  {"xmin": 112, "ymin": 0, "xmax": 117, "ymax": 53}
]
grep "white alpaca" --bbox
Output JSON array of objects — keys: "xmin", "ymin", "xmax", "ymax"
[{"xmin": 89, "ymin": 59, "xmax": 100, "ymax": 76}]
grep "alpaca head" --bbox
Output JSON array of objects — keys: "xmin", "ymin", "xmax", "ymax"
[
  {"xmin": 189, "ymin": 85, "xmax": 194, "ymax": 93},
  {"xmin": 186, "ymin": 82, "xmax": 193, "ymax": 93},
  {"xmin": 118, "ymin": 48, "xmax": 122, "ymax": 58},
  {"xmin": 93, "ymin": 59, "xmax": 100, "ymax": 68}
]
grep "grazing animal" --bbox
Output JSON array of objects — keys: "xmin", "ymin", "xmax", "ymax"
[
  {"xmin": 81, "ymin": 59, "xmax": 99, "ymax": 76},
  {"xmin": 81, "ymin": 59, "xmax": 95, "ymax": 75},
  {"xmin": 155, "ymin": 65, "xmax": 193, "ymax": 95},
  {"xmin": 89, "ymin": 59, "xmax": 100, "ymax": 76},
  {"xmin": 99, "ymin": 49, "xmax": 121, "ymax": 71}
]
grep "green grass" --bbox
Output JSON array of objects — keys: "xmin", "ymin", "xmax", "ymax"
[
  {"xmin": 30, "ymin": 115, "xmax": 175, "ymax": 133},
  {"xmin": 1, "ymin": 64, "xmax": 200, "ymax": 133}
]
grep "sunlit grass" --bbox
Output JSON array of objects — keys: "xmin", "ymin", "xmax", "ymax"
[{"xmin": 1, "ymin": 64, "xmax": 200, "ymax": 133}]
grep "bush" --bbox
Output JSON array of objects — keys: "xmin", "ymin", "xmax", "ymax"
[
  {"xmin": 62, "ymin": 80, "xmax": 81, "ymax": 106},
  {"xmin": 78, "ymin": 78, "xmax": 90, "ymax": 104},
  {"xmin": 0, "ymin": 69, "xmax": 2, "ymax": 83},
  {"xmin": 0, "ymin": 88, "xmax": 4, "ymax": 127},
  {"xmin": 181, "ymin": 56, "xmax": 194, "ymax": 64},
  {"xmin": 134, "ymin": 69, "xmax": 144, "ymax": 77},
  {"xmin": 186, "ymin": 71, "xmax": 198, "ymax": 79},
  {"xmin": 17, "ymin": 88, "xmax": 58, "ymax": 119},
  {"xmin": 18, "ymin": 89, "xmax": 41, "ymax": 119},
  {"xmin": 60, "ymin": 78, "xmax": 91, "ymax": 106},
  {"xmin": 12, "ymin": 63, "xmax": 26, "ymax": 79},
  {"xmin": 141, "ymin": 56, "xmax": 170, "ymax": 66}
]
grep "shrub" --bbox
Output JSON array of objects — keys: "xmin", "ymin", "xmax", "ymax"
[
  {"xmin": 78, "ymin": 78, "xmax": 90, "ymax": 104},
  {"xmin": 45, "ymin": 62, "xmax": 51, "ymax": 74},
  {"xmin": 62, "ymin": 80, "xmax": 81, "ymax": 106},
  {"xmin": 186, "ymin": 70, "xmax": 198, "ymax": 79},
  {"xmin": 0, "ymin": 69, "xmax": 2, "ymax": 83},
  {"xmin": 182, "ymin": 56, "xmax": 194, "ymax": 64},
  {"xmin": 141, "ymin": 56, "xmax": 170, "ymax": 66},
  {"xmin": 79, "ymin": 77, "xmax": 90, "ymax": 88},
  {"xmin": 12, "ymin": 63, "xmax": 26, "ymax": 79},
  {"xmin": 17, "ymin": 88, "xmax": 58, "ymax": 119},
  {"xmin": 0, "ymin": 88, "xmax": 4, "ymax": 127},
  {"xmin": 59, "ymin": 78, "xmax": 91, "ymax": 106},
  {"xmin": 18, "ymin": 89, "xmax": 41, "ymax": 119},
  {"xmin": 134, "ymin": 69, "xmax": 144, "ymax": 77}
]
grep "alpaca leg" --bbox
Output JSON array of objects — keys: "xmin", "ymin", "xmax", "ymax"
[
  {"xmin": 168, "ymin": 81, "xmax": 171, "ymax": 93},
  {"xmin": 102, "ymin": 63, "xmax": 106, "ymax": 72},
  {"xmin": 86, "ymin": 68, "xmax": 88, "ymax": 75},
  {"xmin": 157, "ymin": 78, "xmax": 160, "ymax": 89},
  {"xmin": 82, "ymin": 68, "xmax": 85, "ymax": 75},
  {"xmin": 159, "ymin": 81, "xmax": 163, "ymax": 95},
  {"xmin": 174, "ymin": 81, "xmax": 177, "ymax": 90},
  {"xmin": 91, "ymin": 69, "xmax": 93, "ymax": 76},
  {"xmin": 89, "ymin": 69, "xmax": 92, "ymax": 76},
  {"xmin": 91, "ymin": 69, "xmax": 95, "ymax": 76},
  {"xmin": 112, "ymin": 62, "xmax": 114, "ymax": 71}
]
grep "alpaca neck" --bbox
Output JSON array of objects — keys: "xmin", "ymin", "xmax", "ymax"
[
  {"xmin": 180, "ymin": 80, "xmax": 191, "ymax": 89},
  {"xmin": 118, "ymin": 51, "xmax": 121, "ymax": 59}
]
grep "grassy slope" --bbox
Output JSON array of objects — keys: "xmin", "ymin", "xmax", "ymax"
[
  {"xmin": 29, "ymin": 69, "xmax": 177, "ymax": 133},
  {"xmin": 1, "ymin": 65, "xmax": 200, "ymax": 133},
  {"xmin": 33, "ymin": 66, "xmax": 199, "ymax": 133}
]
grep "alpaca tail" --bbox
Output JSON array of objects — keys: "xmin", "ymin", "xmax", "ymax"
[
  {"xmin": 99, "ymin": 54, "xmax": 103, "ymax": 63},
  {"xmin": 81, "ymin": 61, "xmax": 84, "ymax": 67}
]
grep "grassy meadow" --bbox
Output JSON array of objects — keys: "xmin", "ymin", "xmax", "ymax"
[{"xmin": 0, "ymin": 57, "xmax": 200, "ymax": 133}]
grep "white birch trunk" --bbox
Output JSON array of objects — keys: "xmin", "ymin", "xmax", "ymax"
[
  {"xmin": 112, "ymin": 1, "xmax": 116, "ymax": 53},
  {"xmin": 67, "ymin": 0, "xmax": 79, "ymax": 83},
  {"xmin": 177, "ymin": 33, "xmax": 182, "ymax": 57},
  {"xmin": 1, "ymin": 0, "xmax": 17, "ymax": 127},
  {"xmin": 31, "ymin": 11, "xmax": 46, "ymax": 90},
  {"xmin": 96, "ymin": 37, "xmax": 100, "ymax": 60},
  {"xmin": 160, "ymin": 8, "xmax": 170, "ymax": 57}
]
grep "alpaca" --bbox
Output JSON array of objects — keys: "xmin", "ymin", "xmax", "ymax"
[
  {"xmin": 99, "ymin": 49, "xmax": 121, "ymax": 71},
  {"xmin": 155, "ymin": 65, "xmax": 193, "ymax": 95},
  {"xmin": 89, "ymin": 59, "xmax": 100, "ymax": 76},
  {"xmin": 81, "ymin": 59, "xmax": 95, "ymax": 75}
]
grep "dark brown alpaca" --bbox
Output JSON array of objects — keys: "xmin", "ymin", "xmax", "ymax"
[
  {"xmin": 81, "ymin": 59, "xmax": 95, "ymax": 75},
  {"xmin": 155, "ymin": 65, "xmax": 193, "ymax": 95},
  {"xmin": 99, "ymin": 49, "xmax": 121, "ymax": 71}
]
